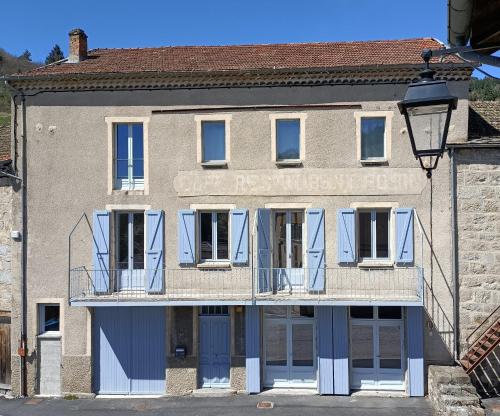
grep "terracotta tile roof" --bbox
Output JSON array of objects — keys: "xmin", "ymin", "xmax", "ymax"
[
  {"xmin": 20, "ymin": 38, "xmax": 460, "ymax": 77},
  {"xmin": 468, "ymin": 101, "xmax": 500, "ymax": 143},
  {"xmin": 0, "ymin": 125, "xmax": 10, "ymax": 161}
]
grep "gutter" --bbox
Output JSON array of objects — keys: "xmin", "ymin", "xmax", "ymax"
[
  {"xmin": 2, "ymin": 79, "xmax": 28, "ymax": 397},
  {"xmin": 448, "ymin": 0, "xmax": 473, "ymax": 47}
]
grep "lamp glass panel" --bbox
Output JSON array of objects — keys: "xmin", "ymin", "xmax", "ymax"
[{"xmin": 406, "ymin": 106, "xmax": 449, "ymax": 153}]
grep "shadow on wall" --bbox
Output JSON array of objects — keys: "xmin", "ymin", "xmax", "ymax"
[{"xmin": 469, "ymin": 344, "xmax": 500, "ymax": 398}]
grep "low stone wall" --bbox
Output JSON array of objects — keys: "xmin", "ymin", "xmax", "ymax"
[{"xmin": 428, "ymin": 365, "xmax": 484, "ymax": 416}]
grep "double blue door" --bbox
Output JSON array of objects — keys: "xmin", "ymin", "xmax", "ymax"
[
  {"xmin": 93, "ymin": 307, "xmax": 165, "ymax": 394},
  {"xmin": 199, "ymin": 315, "xmax": 230, "ymax": 387}
]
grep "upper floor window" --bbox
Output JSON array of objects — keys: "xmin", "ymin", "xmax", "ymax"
[
  {"xmin": 195, "ymin": 114, "xmax": 232, "ymax": 167},
  {"xmin": 199, "ymin": 211, "xmax": 229, "ymax": 262},
  {"xmin": 361, "ymin": 117, "xmax": 385, "ymax": 160},
  {"xmin": 354, "ymin": 111, "xmax": 393, "ymax": 164},
  {"xmin": 38, "ymin": 304, "xmax": 60, "ymax": 334},
  {"xmin": 115, "ymin": 123, "xmax": 144, "ymax": 190},
  {"xmin": 202, "ymin": 121, "xmax": 226, "ymax": 162},
  {"xmin": 358, "ymin": 209, "xmax": 390, "ymax": 261},
  {"xmin": 270, "ymin": 113, "xmax": 307, "ymax": 165}
]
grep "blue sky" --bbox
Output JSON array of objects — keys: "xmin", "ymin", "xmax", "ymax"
[{"xmin": 1, "ymin": 0, "xmax": 498, "ymax": 78}]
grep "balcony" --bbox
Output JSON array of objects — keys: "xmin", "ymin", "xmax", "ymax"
[{"xmin": 69, "ymin": 266, "xmax": 424, "ymax": 306}]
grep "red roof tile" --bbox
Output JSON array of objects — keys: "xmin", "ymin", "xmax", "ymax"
[{"xmin": 20, "ymin": 38, "xmax": 460, "ymax": 77}]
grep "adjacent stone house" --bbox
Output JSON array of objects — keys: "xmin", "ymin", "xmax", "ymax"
[{"xmin": 4, "ymin": 30, "xmax": 472, "ymax": 397}]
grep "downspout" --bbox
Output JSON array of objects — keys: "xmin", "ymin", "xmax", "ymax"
[
  {"xmin": 3, "ymin": 80, "xmax": 27, "ymax": 397},
  {"xmin": 450, "ymin": 147, "xmax": 460, "ymax": 362}
]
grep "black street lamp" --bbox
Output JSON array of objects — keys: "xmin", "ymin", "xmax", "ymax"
[{"xmin": 398, "ymin": 49, "xmax": 458, "ymax": 178}]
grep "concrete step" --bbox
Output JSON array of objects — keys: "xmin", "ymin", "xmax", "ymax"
[
  {"xmin": 192, "ymin": 388, "xmax": 237, "ymax": 398},
  {"xmin": 445, "ymin": 405, "xmax": 485, "ymax": 416},
  {"xmin": 438, "ymin": 383, "xmax": 479, "ymax": 397},
  {"xmin": 440, "ymin": 394, "xmax": 482, "ymax": 407}
]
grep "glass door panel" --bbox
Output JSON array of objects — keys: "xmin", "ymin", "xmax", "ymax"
[
  {"xmin": 379, "ymin": 325, "xmax": 402, "ymax": 369},
  {"xmin": 351, "ymin": 325, "xmax": 374, "ymax": 369},
  {"xmin": 265, "ymin": 322, "xmax": 287, "ymax": 366},
  {"xmin": 292, "ymin": 324, "xmax": 313, "ymax": 366}
]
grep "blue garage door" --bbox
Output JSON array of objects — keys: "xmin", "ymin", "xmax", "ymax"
[{"xmin": 93, "ymin": 307, "xmax": 165, "ymax": 395}]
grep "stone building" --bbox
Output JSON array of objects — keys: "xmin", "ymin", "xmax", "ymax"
[
  {"xmin": 4, "ymin": 30, "xmax": 472, "ymax": 397},
  {"xmin": 449, "ymin": 100, "xmax": 500, "ymax": 397}
]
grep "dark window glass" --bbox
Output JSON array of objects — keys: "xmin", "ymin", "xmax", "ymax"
[
  {"xmin": 276, "ymin": 119, "xmax": 300, "ymax": 160},
  {"xmin": 290, "ymin": 305, "xmax": 314, "ymax": 318},
  {"xmin": 116, "ymin": 124, "xmax": 129, "ymax": 179},
  {"xmin": 378, "ymin": 306, "xmax": 402, "ymax": 320},
  {"xmin": 133, "ymin": 213, "xmax": 144, "ymax": 269},
  {"xmin": 216, "ymin": 212, "xmax": 229, "ymax": 260},
  {"xmin": 273, "ymin": 212, "xmax": 287, "ymax": 268},
  {"xmin": 376, "ymin": 211, "xmax": 389, "ymax": 258},
  {"xmin": 359, "ymin": 212, "xmax": 372, "ymax": 258},
  {"xmin": 200, "ymin": 306, "xmax": 228, "ymax": 315},
  {"xmin": 117, "ymin": 213, "xmax": 129, "ymax": 269},
  {"xmin": 202, "ymin": 121, "xmax": 225, "ymax": 161},
  {"xmin": 350, "ymin": 306, "xmax": 374, "ymax": 319},
  {"xmin": 132, "ymin": 124, "xmax": 144, "ymax": 179},
  {"xmin": 291, "ymin": 212, "xmax": 303, "ymax": 268},
  {"xmin": 200, "ymin": 213, "xmax": 212, "ymax": 260},
  {"xmin": 43, "ymin": 305, "xmax": 60, "ymax": 332},
  {"xmin": 361, "ymin": 117, "xmax": 385, "ymax": 159}
]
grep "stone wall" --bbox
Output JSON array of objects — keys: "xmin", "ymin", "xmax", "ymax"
[
  {"xmin": 0, "ymin": 183, "xmax": 12, "ymax": 313},
  {"xmin": 456, "ymin": 148, "xmax": 500, "ymax": 350}
]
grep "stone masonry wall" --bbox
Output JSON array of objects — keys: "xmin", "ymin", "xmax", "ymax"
[
  {"xmin": 456, "ymin": 148, "xmax": 500, "ymax": 350},
  {"xmin": 0, "ymin": 184, "xmax": 12, "ymax": 312}
]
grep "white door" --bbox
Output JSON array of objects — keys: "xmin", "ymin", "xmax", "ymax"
[
  {"xmin": 350, "ymin": 306, "xmax": 405, "ymax": 391},
  {"xmin": 264, "ymin": 306, "xmax": 316, "ymax": 388},
  {"xmin": 38, "ymin": 335, "xmax": 61, "ymax": 396},
  {"xmin": 116, "ymin": 212, "xmax": 145, "ymax": 291},
  {"xmin": 273, "ymin": 211, "xmax": 304, "ymax": 292}
]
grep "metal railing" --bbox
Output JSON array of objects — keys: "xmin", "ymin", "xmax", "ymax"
[{"xmin": 69, "ymin": 266, "xmax": 423, "ymax": 304}]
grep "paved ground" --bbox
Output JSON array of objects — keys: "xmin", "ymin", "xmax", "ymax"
[
  {"xmin": 0, "ymin": 395, "xmax": 432, "ymax": 416},
  {"xmin": 484, "ymin": 398, "xmax": 500, "ymax": 415}
]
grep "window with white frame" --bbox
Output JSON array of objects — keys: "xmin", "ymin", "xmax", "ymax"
[
  {"xmin": 38, "ymin": 304, "xmax": 60, "ymax": 334},
  {"xmin": 358, "ymin": 209, "xmax": 390, "ymax": 260},
  {"xmin": 199, "ymin": 211, "xmax": 229, "ymax": 262},
  {"xmin": 276, "ymin": 119, "xmax": 301, "ymax": 161},
  {"xmin": 114, "ymin": 123, "xmax": 144, "ymax": 190},
  {"xmin": 360, "ymin": 117, "xmax": 386, "ymax": 161},
  {"xmin": 201, "ymin": 121, "xmax": 226, "ymax": 162}
]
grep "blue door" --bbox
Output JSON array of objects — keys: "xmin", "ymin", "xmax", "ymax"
[
  {"xmin": 199, "ymin": 309, "xmax": 230, "ymax": 388},
  {"xmin": 93, "ymin": 307, "xmax": 165, "ymax": 394}
]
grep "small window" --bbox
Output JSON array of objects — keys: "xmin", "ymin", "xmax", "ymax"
[
  {"xmin": 276, "ymin": 119, "xmax": 300, "ymax": 161},
  {"xmin": 291, "ymin": 305, "xmax": 315, "ymax": 318},
  {"xmin": 361, "ymin": 117, "xmax": 386, "ymax": 161},
  {"xmin": 39, "ymin": 304, "xmax": 60, "ymax": 334},
  {"xmin": 378, "ymin": 306, "xmax": 402, "ymax": 320},
  {"xmin": 114, "ymin": 123, "xmax": 144, "ymax": 190},
  {"xmin": 200, "ymin": 306, "xmax": 229, "ymax": 315},
  {"xmin": 359, "ymin": 209, "xmax": 390, "ymax": 260},
  {"xmin": 202, "ymin": 121, "xmax": 226, "ymax": 162},
  {"xmin": 199, "ymin": 211, "xmax": 229, "ymax": 262},
  {"xmin": 350, "ymin": 306, "xmax": 374, "ymax": 319}
]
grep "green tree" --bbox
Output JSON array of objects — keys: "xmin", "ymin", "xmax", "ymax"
[
  {"xmin": 469, "ymin": 78, "xmax": 500, "ymax": 101},
  {"xmin": 45, "ymin": 44, "xmax": 64, "ymax": 65},
  {"xmin": 19, "ymin": 49, "xmax": 31, "ymax": 61}
]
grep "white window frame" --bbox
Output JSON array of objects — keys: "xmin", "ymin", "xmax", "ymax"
[
  {"xmin": 195, "ymin": 114, "xmax": 232, "ymax": 166},
  {"xmin": 106, "ymin": 116, "xmax": 149, "ymax": 195},
  {"xmin": 198, "ymin": 210, "xmax": 230, "ymax": 264},
  {"xmin": 354, "ymin": 111, "xmax": 393, "ymax": 164},
  {"xmin": 38, "ymin": 303, "xmax": 61, "ymax": 336},
  {"xmin": 270, "ymin": 113, "xmax": 307, "ymax": 165},
  {"xmin": 357, "ymin": 208, "xmax": 391, "ymax": 263}
]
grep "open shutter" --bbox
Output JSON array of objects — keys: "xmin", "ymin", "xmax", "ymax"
[
  {"xmin": 178, "ymin": 210, "xmax": 195, "ymax": 265},
  {"xmin": 146, "ymin": 210, "xmax": 164, "ymax": 293},
  {"xmin": 230, "ymin": 209, "xmax": 249, "ymax": 265},
  {"xmin": 337, "ymin": 209, "xmax": 356, "ymax": 264},
  {"xmin": 92, "ymin": 210, "xmax": 110, "ymax": 293},
  {"xmin": 395, "ymin": 208, "xmax": 414, "ymax": 265},
  {"xmin": 307, "ymin": 208, "xmax": 325, "ymax": 291},
  {"xmin": 256, "ymin": 208, "xmax": 271, "ymax": 293}
]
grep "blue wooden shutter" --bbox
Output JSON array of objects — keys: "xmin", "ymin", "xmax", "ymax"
[
  {"xmin": 395, "ymin": 208, "xmax": 414, "ymax": 265},
  {"xmin": 230, "ymin": 209, "xmax": 249, "ymax": 265},
  {"xmin": 256, "ymin": 209, "xmax": 271, "ymax": 293},
  {"xmin": 307, "ymin": 208, "xmax": 325, "ymax": 291},
  {"xmin": 178, "ymin": 210, "xmax": 195, "ymax": 265},
  {"xmin": 333, "ymin": 306, "xmax": 349, "ymax": 395},
  {"xmin": 337, "ymin": 209, "xmax": 356, "ymax": 264},
  {"xmin": 317, "ymin": 306, "xmax": 334, "ymax": 395},
  {"xmin": 145, "ymin": 210, "xmax": 164, "ymax": 293},
  {"xmin": 245, "ymin": 305, "xmax": 261, "ymax": 393},
  {"xmin": 407, "ymin": 306, "xmax": 424, "ymax": 397},
  {"xmin": 92, "ymin": 210, "xmax": 110, "ymax": 293}
]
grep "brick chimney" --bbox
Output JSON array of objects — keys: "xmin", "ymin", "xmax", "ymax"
[{"xmin": 68, "ymin": 28, "xmax": 87, "ymax": 63}]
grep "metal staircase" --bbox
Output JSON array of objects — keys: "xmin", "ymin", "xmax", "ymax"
[{"xmin": 460, "ymin": 306, "xmax": 500, "ymax": 398}]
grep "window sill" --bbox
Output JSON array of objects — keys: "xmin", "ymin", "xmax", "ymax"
[
  {"xmin": 37, "ymin": 332, "xmax": 62, "ymax": 340},
  {"xmin": 275, "ymin": 160, "xmax": 303, "ymax": 167},
  {"xmin": 359, "ymin": 159, "xmax": 388, "ymax": 166},
  {"xmin": 197, "ymin": 262, "xmax": 231, "ymax": 269},
  {"xmin": 201, "ymin": 161, "xmax": 228, "ymax": 168},
  {"xmin": 358, "ymin": 260, "xmax": 394, "ymax": 269},
  {"xmin": 112, "ymin": 189, "xmax": 145, "ymax": 195}
]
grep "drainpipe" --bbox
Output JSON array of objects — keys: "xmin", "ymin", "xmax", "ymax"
[
  {"xmin": 450, "ymin": 147, "xmax": 460, "ymax": 362},
  {"xmin": 3, "ymin": 80, "xmax": 28, "ymax": 397}
]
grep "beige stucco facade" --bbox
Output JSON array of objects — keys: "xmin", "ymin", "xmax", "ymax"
[{"xmin": 7, "ymin": 79, "xmax": 471, "ymax": 396}]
